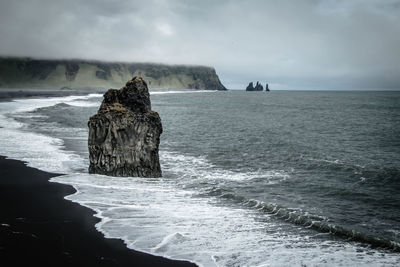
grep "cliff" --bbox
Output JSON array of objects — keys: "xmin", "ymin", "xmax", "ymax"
[
  {"xmin": 88, "ymin": 76, "xmax": 162, "ymax": 177},
  {"xmin": 0, "ymin": 57, "xmax": 226, "ymax": 90}
]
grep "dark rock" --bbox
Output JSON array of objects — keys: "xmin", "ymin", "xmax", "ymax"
[
  {"xmin": 265, "ymin": 83, "xmax": 270, "ymax": 91},
  {"xmin": 95, "ymin": 70, "xmax": 108, "ymax": 80},
  {"xmin": 65, "ymin": 63, "xmax": 79, "ymax": 81},
  {"xmin": 246, "ymin": 82, "xmax": 254, "ymax": 91},
  {"xmin": 17, "ymin": 60, "xmax": 58, "ymax": 80},
  {"xmin": 255, "ymin": 81, "xmax": 263, "ymax": 91},
  {"xmin": 88, "ymin": 76, "xmax": 163, "ymax": 177},
  {"xmin": 246, "ymin": 81, "xmax": 263, "ymax": 91},
  {"xmin": 95, "ymin": 63, "xmax": 112, "ymax": 80}
]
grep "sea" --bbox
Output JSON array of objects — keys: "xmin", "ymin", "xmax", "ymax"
[{"xmin": 0, "ymin": 90, "xmax": 399, "ymax": 266}]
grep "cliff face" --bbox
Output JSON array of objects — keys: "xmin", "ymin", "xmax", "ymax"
[
  {"xmin": 88, "ymin": 76, "xmax": 162, "ymax": 178},
  {"xmin": 0, "ymin": 57, "xmax": 227, "ymax": 90}
]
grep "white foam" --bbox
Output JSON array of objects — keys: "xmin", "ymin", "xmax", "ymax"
[
  {"xmin": 64, "ymin": 100, "xmax": 99, "ymax": 107},
  {"xmin": 307, "ymin": 156, "xmax": 366, "ymax": 169},
  {"xmin": 7, "ymin": 94, "xmax": 102, "ymax": 113},
  {"xmin": 0, "ymin": 123, "xmax": 84, "ymax": 173},
  {"xmin": 152, "ymin": 232, "xmax": 188, "ymax": 253},
  {"xmin": 160, "ymin": 151, "xmax": 290, "ymax": 184},
  {"xmin": 51, "ymin": 172, "xmax": 400, "ymax": 267},
  {"xmin": 0, "ymin": 94, "xmax": 100, "ymax": 173}
]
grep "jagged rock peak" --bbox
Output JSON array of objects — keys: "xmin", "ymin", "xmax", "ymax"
[
  {"xmin": 255, "ymin": 81, "xmax": 263, "ymax": 91},
  {"xmin": 246, "ymin": 81, "xmax": 263, "ymax": 91},
  {"xmin": 88, "ymin": 76, "xmax": 163, "ymax": 178},
  {"xmin": 246, "ymin": 82, "xmax": 254, "ymax": 91},
  {"xmin": 100, "ymin": 76, "xmax": 151, "ymax": 113}
]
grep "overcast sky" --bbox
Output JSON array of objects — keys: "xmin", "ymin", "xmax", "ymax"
[{"xmin": 0, "ymin": 0, "xmax": 399, "ymax": 90}]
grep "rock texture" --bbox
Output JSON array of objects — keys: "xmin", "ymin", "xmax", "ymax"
[
  {"xmin": 88, "ymin": 77, "xmax": 163, "ymax": 177},
  {"xmin": 0, "ymin": 57, "xmax": 227, "ymax": 90},
  {"xmin": 246, "ymin": 81, "xmax": 263, "ymax": 91}
]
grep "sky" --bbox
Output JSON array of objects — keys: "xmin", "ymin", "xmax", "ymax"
[{"xmin": 0, "ymin": 0, "xmax": 399, "ymax": 90}]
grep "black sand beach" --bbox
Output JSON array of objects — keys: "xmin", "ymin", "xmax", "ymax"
[{"xmin": 0, "ymin": 156, "xmax": 196, "ymax": 267}]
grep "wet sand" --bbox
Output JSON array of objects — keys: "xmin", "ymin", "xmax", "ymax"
[{"xmin": 0, "ymin": 156, "xmax": 196, "ymax": 267}]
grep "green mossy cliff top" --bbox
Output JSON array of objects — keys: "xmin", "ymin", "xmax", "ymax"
[{"xmin": 0, "ymin": 57, "xmax": 227, "ymax": 91}]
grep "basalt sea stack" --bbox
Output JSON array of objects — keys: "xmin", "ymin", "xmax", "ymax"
[
  {"xmin": 246, "ymin": 81, "xmax": 263, "ymax": 91},
  {"xmin": 88, "ymin": 77, "xmax": 162, "ymax": 177}
]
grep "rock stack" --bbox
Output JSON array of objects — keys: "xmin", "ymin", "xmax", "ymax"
[
  {"xmin": 246, "ymin": 81, "xmax": 263, "ymax": 91},
  {"xmin": 88, "ymin": 77, "xmax": 163, "ymax": 177}
]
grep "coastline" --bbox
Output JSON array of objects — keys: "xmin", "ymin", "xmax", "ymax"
[
  {"xmin": 0, "ymin": 155, "xmax": 196, "ymax": 267},
  {"xmin": 0, "ymin": 89, "xmax": 103, "ymax": 102}
]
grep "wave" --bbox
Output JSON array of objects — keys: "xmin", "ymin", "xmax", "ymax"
[
  {"xmin": 224, "ymin": 194, "xmax": 400, "ymax": 252},
  {"xmin": 305, "ymin": 156, "xmax": 366, "ymax": 173},
  {"xmin": 152, "ymin": 232, "xmax": 189, "ymax": 253},
  {"xmin": 51, "ymin": 172, "xmax": 400, "ymax": 267},
  {"xmin": 0, "ymin": 93, "xmax": 99, "ymax": 173},
  {"xmin": 160, "ymin": 151, "xmax": 290, "ymax": 184},
  {"xmin": 306, "ymin": 156, "xmax": 400, "ymax": 188},
  {"xmin": 161, "ymin": 151, "xmax": 400, "ymax": 252}
]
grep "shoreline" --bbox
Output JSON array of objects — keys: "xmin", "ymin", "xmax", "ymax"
[
  {"xmin": 0, "ymin": 155, "xmax": 196, "ymax": 267},
  {"xmin": 0, "ymin": 88, "xmax": 221, "ymax": 102},
  {"xmin": 0, "ymin": 89, "xmax": 103, "ymax": 102}
]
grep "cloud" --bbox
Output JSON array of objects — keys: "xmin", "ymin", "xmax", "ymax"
[
  {"xmin": 0, "ymin": 0, "xmax": 399, "ymax": 89},
  {"xmin": 155, "ymin": 22, "xmax": 174, "ymax": 36}
]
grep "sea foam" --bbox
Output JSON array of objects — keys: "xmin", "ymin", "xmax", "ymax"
[{"xmin": 0, "ymin": 94, "xmax": 99, "ymax": 173}]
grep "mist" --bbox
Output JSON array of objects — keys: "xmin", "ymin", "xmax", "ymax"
[{"xmin": 0, "ymin": 0, "xmax": 399, "ymax": 90}]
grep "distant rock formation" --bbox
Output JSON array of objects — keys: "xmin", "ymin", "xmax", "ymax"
[
  {"xmin": 0, "ymin": 57, "xmax": 227, "ymax": 91},
  {"xmin": 88, "ymin": 76, "xmax": 163, "ymax": 177},
  {"xmin": 246, "ymin": 81, "xmax": 263, "ymax": 91},
  {"xmin": 246, "ymin": 82, "xmax": 254, "ymax": 91},
  {"xmin": 265, "ymin": 83, "xmax": 270, "ymax": 91}
]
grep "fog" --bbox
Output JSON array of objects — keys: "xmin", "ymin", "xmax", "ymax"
[{"xmin": 0, "ymin": 0, "xmax": 399, "ymax": 90}]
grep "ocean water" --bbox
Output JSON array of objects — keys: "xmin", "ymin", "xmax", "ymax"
[{"xmin": 0, "ymin": 90, "xmax": 400, "ymax": 266}]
